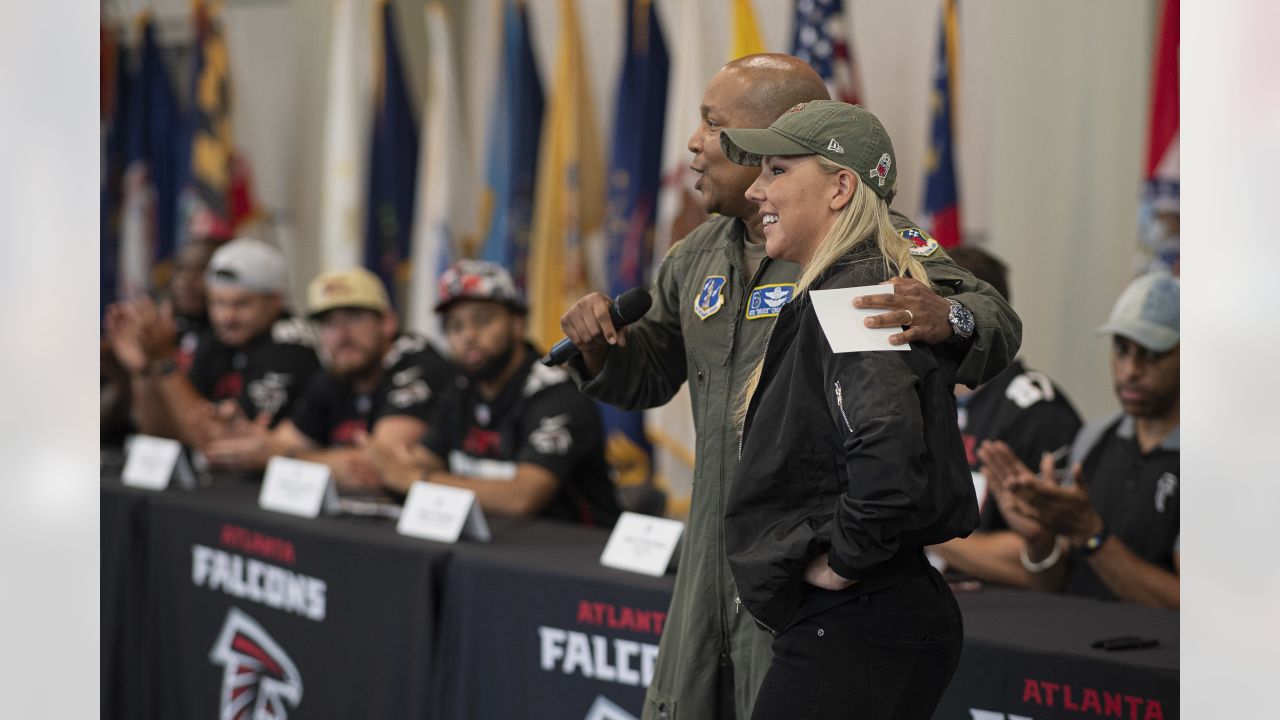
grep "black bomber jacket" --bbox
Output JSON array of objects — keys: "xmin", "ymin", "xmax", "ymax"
[{"xmin": 725, "ymin": 242, "xmax": 979, "ymax": 633}]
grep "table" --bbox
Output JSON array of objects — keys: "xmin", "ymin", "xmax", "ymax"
[{"xmin": 102, "ymin": 475, "xmax": 1179, "ymax": 719}]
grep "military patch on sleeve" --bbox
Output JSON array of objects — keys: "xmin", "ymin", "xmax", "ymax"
[
  {"xmin": 900, "ymin": 227, "xmax": 940, "ymax": 257},
  {"xmin": 745, "ymin": 283, "xmax": 796, "ymax": 320},
  {"xmin": 694, "ymin": 276, "xmax": 727, "ymax": 320}
]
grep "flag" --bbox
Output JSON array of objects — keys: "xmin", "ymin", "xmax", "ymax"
[
  {"xmin": 729, "ymin": 0, "xmax": 766, "ymax": 60},
  {"xmin": 791, "ymin": 0, "xmax": 864, "ymax": 105},
  {"xmin": 319, "ymin": 0, "xmax": 374, "ymax": 273},
  {"xmin": 478, "ymin": 0, "xmax": 545, "ymax": 290},
  {"xmin": 599, "ymin": 0, "xmax": 670, "ymax": 493},
  {"xmin": 1138, "ymin": 0, "xmax": 1179, "ymax": 274},
  {"xmin": 645, "ymin": 0, "xmax": 719, "ymax": 518},
  {"xmin": 176, "ymin": 0, "xmax": 257, "ymax": 244},
  {"xmin": 406, "ymin": 2, "xmax": 479, "ymax": 342},
  {"xmin": 101, "ymin": 21, "xmax": 127, "ymax": 320},
  {"xmin": 119, "ymin": 14, "xmax": 182, "ymax": 299},
  {"xmin": 921, "ymin": 0, "xmax": 962, "ymax": 248},
  {"xmin": 651, "ymin": 0, "xmax": 715, "ymax": 272},
  {"xmin": 526, "ymin": 0, "xmax": 605, "ymax": 350},
  {"xmin": 363, "ymin": 0, "xmax": 419, "ymax": 306}
]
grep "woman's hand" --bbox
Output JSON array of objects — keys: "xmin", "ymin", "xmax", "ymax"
[{"xmin": 803, "ymin": 553, "xmax": 856, "ymax": 591}]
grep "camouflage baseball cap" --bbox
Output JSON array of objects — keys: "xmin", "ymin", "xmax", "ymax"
[
  {"xmin": 435, "ymin": 259, "xmax": 527, "ymax": 314},
  {"xmin": 720, "ymin": 100, "xmax": 898, "ymax": 202}
]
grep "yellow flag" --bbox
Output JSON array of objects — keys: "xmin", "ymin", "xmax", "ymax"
[
  {"xmin": 527, "ymin": 0, "xmax": 605, "ymax": 349},
  {"xmin": 729, "ymin": 0, "xmax": 766, "ymax": 59}
]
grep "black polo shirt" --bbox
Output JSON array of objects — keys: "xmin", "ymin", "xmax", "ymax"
[
  {"xmin": 1062, "ymin": 414, "xmax": 1180, "ymax": 601},
  {"xmin": 291, "ymin": 334, "xmax": 456, "ymax": 447},
  {"xmin": 425, "ymin": 345, "xmax": 620, "ymax": 528},
  {"xmin": 188, "ymin": 316, "xmax": 322, "ymax": 426},
  {"xmin": 957, "ymin": 359, "xmax": 1083, "ymax": 531}
]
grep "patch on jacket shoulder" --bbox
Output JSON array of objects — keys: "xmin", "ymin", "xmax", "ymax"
[
  {"xmin": 694, "ymin": 275, "xmax": 727, "ymax": 320},
  {"xmin": 745, "ymin": 283, "xmax": 795, "ymax": 320},
  {"xmin": 900, "ymin": 227, "xmax": 940, "ymax": 257}
]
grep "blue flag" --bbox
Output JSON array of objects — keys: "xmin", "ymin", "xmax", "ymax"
[
  {"xmin": 479, "ymin": 0, "xmax": 544, "ymax": 291},
  {"xmin": 101, "ymin": 24, "xmax": 128, "ymax": 321},
  {"xmin": 364, "ymin": 0, "xmax": 419, "ymax": 306},
  {"xmin": 119, "ymin": 15, "xmax": 182, "ymax": 298},
  {"xmin": 599, "ymin": 0, "xmax": 669, "ymax": 491},
  {"xmin": 922, "ymin": 0, "xmax": 962, "ymax": 247}
]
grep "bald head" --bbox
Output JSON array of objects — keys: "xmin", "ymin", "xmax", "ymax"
[{"xmin": 720, "ymin": 54, "xmax": 831, "ymax": 125}]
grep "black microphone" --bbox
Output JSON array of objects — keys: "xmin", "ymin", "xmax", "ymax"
[{"xmin": 541, "ymin": 288, "xmax": 653, "ymax": 366}]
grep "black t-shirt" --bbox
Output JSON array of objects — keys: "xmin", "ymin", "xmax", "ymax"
[
  {"xmin": 957, "ymin": 359, "xmax": 1083, "ymax": 531},
  {"xmin": 174, "ymin": 312, "xmax": 210, "ymax": 373},
  {"xmin": 187, "ymin": 316, "xmax": 322, "ymax": 426},
  {"xmin": 290, "ymin": 334, "xmax": 456, "ymax": 447},
  {"xmin": 425, "ymin": 345, "xmax": 620, "ymax": 528},
  {"xmin": 1062, "ymin": 414, "xmax": 1180, "ymax": 601}
]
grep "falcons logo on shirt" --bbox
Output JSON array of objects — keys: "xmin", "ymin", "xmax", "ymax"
[{"xmin": 209, "ymin": 608, "xmax": 303, "ymax": 720}]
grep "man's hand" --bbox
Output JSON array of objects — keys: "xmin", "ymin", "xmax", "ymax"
[
  {"xmin": 559, "ymin": 292, "xmax": 625, "ymax": 378},
  {"xmin": 204, "ymin": 410, "xmax": 273, "ymax": 470},
  {"xmin": 1008, "ymin": 463, "xmax": 1103, "ymax": 544},
  {"xmin": 138, "ymin": 299, "xmax": 179, "ymax": 365},
  {"xmin": 976, "ymin": 440, "xmax": 1052, "ymax": 545},
  {"xmin": 360, "ymin": 433, "xmax": 431, "ymax": 493},
  {"xmin": 853, "ymin": 276, "xmax": 953, "ymax": 346},
  {"xmin": 104, "ymin": 301, "xmax": 148, "ymax": 375},
  {"xmin": 803, "ymin": 553, "xmax": 856, "ymax": 591}
]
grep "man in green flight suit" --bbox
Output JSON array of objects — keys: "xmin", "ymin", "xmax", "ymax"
[{"xmin": 560, "ymin": 54, "xmax": 1022, "ymax": 720}]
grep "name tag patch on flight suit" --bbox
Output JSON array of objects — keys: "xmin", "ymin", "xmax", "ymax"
[
  {"xmin": 694, "ymin": 276, "xmax": 727, "ymax": 320},
  {"xmin": 745, "ymin": 283, "xmax": 796, "ymax": 320},
  {"xmin": 901, "ymin": 227, "xmax": 940, "ymax": 257}
]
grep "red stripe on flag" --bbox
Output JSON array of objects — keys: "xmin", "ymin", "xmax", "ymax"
[
  {"xmin": 932, "ymin": 206, "xmax": 962, "ymax": 249},
  {"xmin": 1145, "ymin": 0, "xmax": 1178, "ymax": 179}
]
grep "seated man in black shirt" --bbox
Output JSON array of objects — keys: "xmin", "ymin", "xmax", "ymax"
[
  {"xmin": 928, "ymin": 247, "xmax": 1084, "ymax": 587},
  {"xmin": 980, "ymin": 271, "xmax": 1180, "ymax": 609},
  {"xmin": 113, "ymin": 237, "xmax": 322, "ymax": 452},
  {"xmin": 370, "ymin": 260, "xmax": 620, "ymax": 527},
  {"xmin": 204, "ymin": 267, "xmax": 455, "ymax": 492}
]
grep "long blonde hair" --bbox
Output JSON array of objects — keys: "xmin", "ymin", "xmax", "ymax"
[{"xmin": 736, "ymin": 158, "xmax": 930, "ymax": 429}]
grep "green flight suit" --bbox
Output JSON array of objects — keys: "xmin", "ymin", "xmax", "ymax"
[{"xmin": 577, "ymin": 214, "xmax": 1021, "ymax": 720}]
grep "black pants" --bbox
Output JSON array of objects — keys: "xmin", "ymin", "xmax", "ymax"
[{"xmin": 750, "ymin": 566, "xmax": 963, "ymax": 720}]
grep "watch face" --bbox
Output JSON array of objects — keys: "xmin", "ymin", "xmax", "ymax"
[{"xmin": 949, "ymin": 302, "xmax": 975, "ymax": 336}]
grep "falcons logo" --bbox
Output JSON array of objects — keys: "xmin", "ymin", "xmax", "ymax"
[{"xmin": 209, "ymin": 608, "xmax": 303, "ymax": 720}]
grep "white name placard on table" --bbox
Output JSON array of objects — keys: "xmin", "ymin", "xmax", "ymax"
[
  {"xmin": 600, "ymin": 511, "xmax": 685, "ymax": 577},
  {"xmin": 122, "ymin": 435, "xmax": 196, "ymax": 491},
  {"xmin": 397, "ymin": 481, "xmax": 492, "ymax": 544},
  {"xmin": 258, "ymin": 456, "xmax": 337, "ymax": 518}
]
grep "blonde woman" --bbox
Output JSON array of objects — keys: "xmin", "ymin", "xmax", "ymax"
[{"xmin": 721, "ymin": 101, "xmax": 979, "ymax": 719}]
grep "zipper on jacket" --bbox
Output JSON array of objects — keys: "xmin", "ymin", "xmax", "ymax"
[
  {"xmin": 734, "ymin": 592, "xmax": 777, "ymax": 635},
  {"xmin": 834, "ymin": 380, "xmax": 854, "ymax": 433}
]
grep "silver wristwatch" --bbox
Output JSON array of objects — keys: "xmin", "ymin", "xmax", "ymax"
[{"xmin": 946, "ymin": 298, "xmax": 975, "ymax": 341}]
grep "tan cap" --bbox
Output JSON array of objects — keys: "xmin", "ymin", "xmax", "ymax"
[{"xmin": 307, "ymin": 267, "xmax": 391, "ymax": 318}]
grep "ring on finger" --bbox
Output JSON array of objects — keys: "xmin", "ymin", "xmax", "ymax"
[{"xmin": 903, "ymin": 309, "xmax": 914, "ymax": 326}]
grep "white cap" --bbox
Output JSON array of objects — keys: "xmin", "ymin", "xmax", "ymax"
[
  {"xmin": 1095, "ymin": 271, "xmax": 1180, "ymax": 352},
  {"xmin": 205, "ymin": 237, "xmax": 287, "ymax": 294}
]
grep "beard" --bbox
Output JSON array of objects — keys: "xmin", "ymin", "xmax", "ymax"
[{"xmin": 463, "ymin": 339, "xmax": 517, "ymax": 384}]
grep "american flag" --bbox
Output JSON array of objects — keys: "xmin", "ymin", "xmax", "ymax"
[{"xmin": 791, "ymin": 0, "xmax": 863, "ymax": 105}]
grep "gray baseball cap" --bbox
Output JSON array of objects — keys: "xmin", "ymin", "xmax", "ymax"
[
  {"xmin": 1096, "ymin": 271, "xmax": 1180, "ymax": 352},
  {"xmin": 206, "ymin": 237, "xmax": 288, "ymax": 294}
]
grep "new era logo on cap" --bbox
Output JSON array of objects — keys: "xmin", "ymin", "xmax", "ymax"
[{"xmin": 827, "ymin": 138, "xmax": 844, "ymax": 153}]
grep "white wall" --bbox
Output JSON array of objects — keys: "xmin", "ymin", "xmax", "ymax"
[{"xmin": 107, "ymin": 0, "xmax": 1157, "ymax": 420}]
